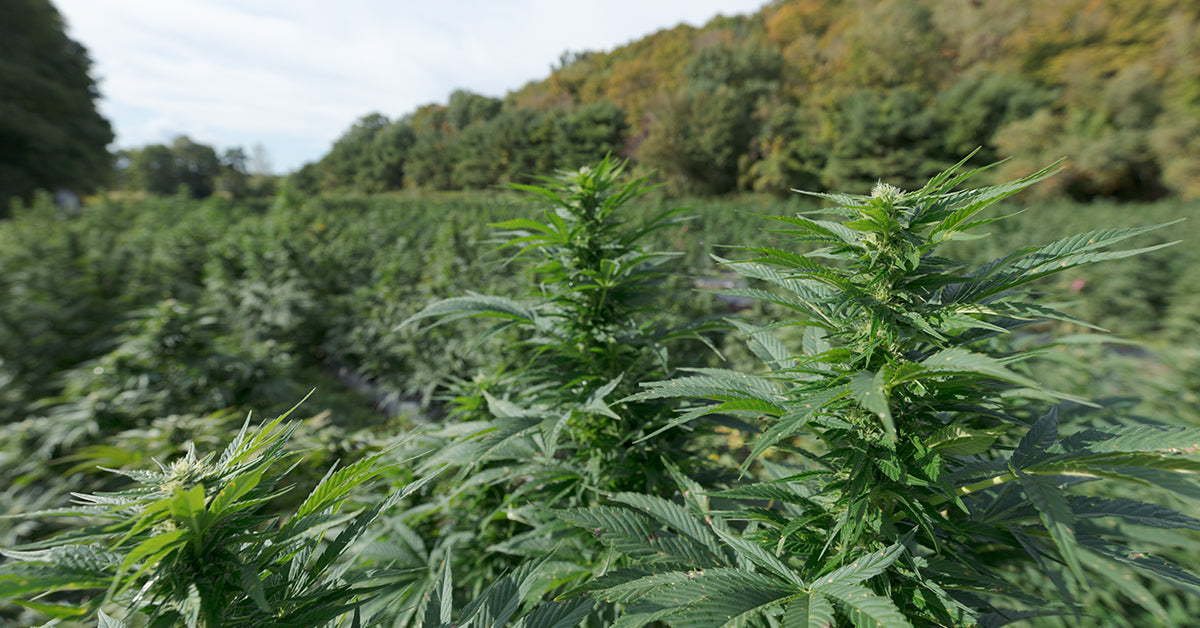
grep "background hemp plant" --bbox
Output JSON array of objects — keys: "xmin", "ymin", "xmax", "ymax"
[{"xmin": 560, "ymin": 156, "xmax": 1200, "ymax": 626}]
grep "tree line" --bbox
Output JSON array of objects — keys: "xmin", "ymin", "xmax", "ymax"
[
  {"xmin": 1, "ymin": 1, "xmax": 280, "ymax": 211},
  {"xmin": 5, "ymin": 0, "xmax": 1198, "ymax": 209},
  {"xmin": 114, "ymin": 137, "xmax": 278, "ymax": 200},
  {"xmin": 287, "ymin": 95, "xmax": 629, "ymax": 195},
  {"xmin": 299, "ymin": 0, "xmax": 1199, "ymax": 201}
]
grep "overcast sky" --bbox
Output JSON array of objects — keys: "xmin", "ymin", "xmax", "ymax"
[{"xmin": 53, "ymin": 1, "xmax": 768, "ymax": 174}]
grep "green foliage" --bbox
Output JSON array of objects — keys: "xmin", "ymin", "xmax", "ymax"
[
  {"xmin": 0, "ymin": 400, "xmax": 415, "ymax": 627},
  {"xmin": 48, "ymin": 299, "xmax": 298, "ymax": 432},
  {"xmin": 120, "ymin": 136, "xmax": 224, "ymax": 199},
  {"xmin": 816, "ymin": 86, "xmax": 946, "ymax": 192},
  {"xmin": 406, "ymin": 156, "xmax": 714, "ymax": 486},
  {"xmin": 115, "ymin": 136, "xmax": 278, "ymax": 200},
  {"xmin": 4, "ymin": 156, "xmax": 1200, "ymax": 627},
  {"xmin": 0, "ymin": 0, "xmax": 113, "ymax": 209},
  {"xmin": 564, "ymin": 157, "xmax": 1200, "ymax": 625},
  {"xmin": 384, "ymin": 157, "xmax": 724, "ymax": 623},
  {"xmin": 319, "ymin": 113, "xmax": 402, "ymax": 193},
  {"xmin": 932, "ymin": 73, "xmax": 1059, "ymax": 166},
  {"xmin": 296, "ymin": 0, "xmax": 1199, "ymax": 201}
]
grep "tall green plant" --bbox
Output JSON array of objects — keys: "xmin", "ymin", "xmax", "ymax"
[
  {"xmin": 405, "ymin": 156, "xmax": 717, "ymax": 491},
  {"xmin": 0, "ymin": 399, "xmax": 422, "ymax": 627},
  {"xmin": 561, "ymin": 156, "xmax": 1200, "ymax": 626},
  {"xmin": 384, "ymin": 157, "xmax": 720, "ymax": 621}
]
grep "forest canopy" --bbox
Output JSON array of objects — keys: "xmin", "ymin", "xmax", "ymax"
[
  {"xmin": 5, "ymin": 0, "xmax": 1198, "ymax": 205},
  {"xmin": 302, "ymin": 0, "xmax": 1200, "ymax": 201}
]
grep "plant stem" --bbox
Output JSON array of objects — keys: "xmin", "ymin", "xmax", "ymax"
[{"xmin": 949, "ymin": 471, "xmax": 1018, "ymax": 502}]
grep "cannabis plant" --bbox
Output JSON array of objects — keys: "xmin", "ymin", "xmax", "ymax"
[
  {"xmin": 386, "ymin": 157, "xmax": 720, "ymax": 619},
  {"xmin": 563, "ymin": 157, "xmax": 1200, "ymax": 626},
  {"xmin": 0, "ymin": 400, "xmax": 421, "ymax": 627},
  {"xmin": 406, "ymin": 156, "xmax": 725, "ymax": 491}
]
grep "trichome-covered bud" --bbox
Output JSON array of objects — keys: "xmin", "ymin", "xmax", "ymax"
[{"xmin": 870, "ymin": 182, "xmax": 904, "ymax": 202}]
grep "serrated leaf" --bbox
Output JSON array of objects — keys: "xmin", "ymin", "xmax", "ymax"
[
  {"xmin": 490, "ymin": 217, "xmax": 564, "ymax": 236},
  {"xmin": 456, "ymin": 569, "xmax": 522, "ymax": 628},
  {"xmin": 626, "ymin": 370, "xmax": 784, "ymax": 406},
  {"xmin": 714, "ymin": 397, "xmax": 789, "ymax": 417},
  {"xmin": 612, "ymin": 493, "xmax": 724, "ymax": 559},
  {"xmin": 206, "ymin": 465, "xmax": 267, "ymax": 519},
  {"xmin": 435, "ymin": 554, "xmax": 453, "ymax": 626},
  {"xmin": 977, "ymin": 300, "xmax": 1106, "ymax": 330},
  {"xmin": 848, "ymin": 371, "xmax": 894, "ymax": 442},
  {"xmin": 926, "ymin": 160, "xmax": 1059, "ymax": 237},
  {"xmin": 710, "ymin": 526, "xmax": 805, "ymax": 587},
  {"xmin": 765, "ymin": 214, "xmax": 863, "ymax": 246},
  {"xmin": 558, "ymin": 506, "xmax": 720, "ymax": 568},
  {"xmin": 918, "ymin": 348, "xmax": 1037, "ymax": 388},
  {"xmin": 290, "ymin": 449, "xmax": 388, "ymax": 521},
  {"xmin": 1070, "ymin": 496, "xmax": 1200, "ymax": 530},
  {"xmin": 729, "ymin": 318, "xmax": 795, "ymax": 369},
  {"xmin": 1009, "ymin": 407, "xmax": 1060, "ymax": 470},
  {"xmin": 98, "ymin": 610, "xmax": 129, "ymax": 628},
  {"xmin": 1078, "ymin": 550, "xmax": 1171, "ymax": 625},
  {"xmin": 811, "ymin": 541, "xmax": 907, "ymax": 589},
  {"xmin": 633, "ymin": 403, "xmax": 723, "ymax": 443},
  {"xmin": 597, "ymin": 568, "xmax": 796, "ymax": 627},
  {"xmin": 1068, "ymin": 464, "xmax": 1200, "ymax": 502},
  {"xmin": 1063, "ymin": 425, "xmax": 1200, "ymax": 458},
  {"xmin": 239, "ymin": 562, "xmax": 270, "ymax": 613},
  {"xmin": 741, "ymin": 246, "xmax": 827, "ymax": 272},
  {"xmin": 112, "ymin": 527, "xmax": 188, "ymax": 596},
  {"xmin": 1077, "ymin": 534, "xmax": 1200, "ymax": 596},
  {"xmin": 514, "ymin": 597, "xmax": 593, "ymax": 628},
  {"xmin": 401, "ymin": 293, "xmax": 539, "ymax": 329},
  {"xmin": 744, "ymin": 392, "xmax": 833, "ymax": 469},
  {"xmin": 712, "ymin": 480, "xmax": 822, "ymax": 505},
  {"xmin": 609, "ymin": 607, "xmax": 682, "ymax": 628},
  {"xmin": 9, "ymin": 599, "xmax": 91, "ymax": 619},
  {"xmin": 0, "ymin": 565, "xmax": 110, "ymax": 598},
  {"xmin": 967, "ymin": 222, "xmax": 1180, "ymax": 300},
  {"xmin": 926, "ymin": 425, "xmax": 1003, "ymax": 456},
  {"xmin": 819, "ymin": 582, "xmax": 913, "ymax": 628},
  {"xmin": 1018, "ymin": 472, "xmax": 1085, "ymax": 584},
  {"xmin": 168, "ymin": 484, "xmax": 209, "ymax": 541},
  {"xmin": 784, "ymin": 592, "xmax": 837, "ymax": 628}
]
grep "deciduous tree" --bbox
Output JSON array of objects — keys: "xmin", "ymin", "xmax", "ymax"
[{"xmin": 0, "ymin": 0, "xmax": 114, "ymax": 210}]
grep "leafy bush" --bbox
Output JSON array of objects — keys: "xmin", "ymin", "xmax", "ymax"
[{"xmin": 561, "ymin": 156, "xmax": 1200, "ymax": 626}]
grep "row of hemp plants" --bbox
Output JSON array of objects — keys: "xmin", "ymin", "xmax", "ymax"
[
  {"xmin": 0, "ymin": 156, "xmax": 726, "ymax": 627},
  {"xmin": 4, "ymin": 155, "xmax": 1200, "ymax": 626}
]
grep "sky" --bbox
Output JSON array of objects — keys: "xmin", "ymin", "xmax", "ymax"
[{"xmin": 54, "ymin": 0, "xmax": 769, "ymax": 174}]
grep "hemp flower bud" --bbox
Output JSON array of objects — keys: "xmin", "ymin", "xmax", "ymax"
[{"xmin": 870, "ymin": 182, "xmax": 903, "ymax": 202}]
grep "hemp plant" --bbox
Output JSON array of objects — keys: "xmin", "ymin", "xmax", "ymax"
[
  {"xmin": 0, "ymin": 400, "xmax": 422, "ymax": 628},
  {"xmin": 562, "ymin": 156, "xmax": 1200, "ymax": 626},
  {"xmin": 389, "ymin": 157, "xmax": 720, "ymax": 620},
  {"xmin": 405, "ymin": 155, "xmax": 717, "ymax": 493}
]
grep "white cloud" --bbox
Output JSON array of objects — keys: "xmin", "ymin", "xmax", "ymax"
[{"xmin": 54, "ymin": 0, "xmax": 767, "ymax": 173}]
